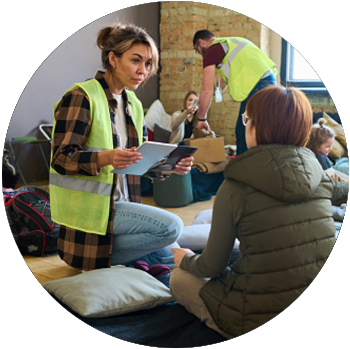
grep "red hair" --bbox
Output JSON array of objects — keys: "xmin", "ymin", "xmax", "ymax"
[{"xmin": 246, "ymin": 86, "xmax": 313, "ymax": 147}]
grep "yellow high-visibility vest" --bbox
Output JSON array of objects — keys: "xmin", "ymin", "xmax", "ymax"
[
  {"xmin": 213, "ymin": 37, "xmax": 278, "ymax": 102},
  {"xmin": 50, "ymin": 79, "xmax": 144, "ymax": 235}
]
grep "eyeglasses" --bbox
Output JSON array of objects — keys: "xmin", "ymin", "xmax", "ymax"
[{"xmin": 242, "ymin": 113, "xmax": 249, "ymax": 126}]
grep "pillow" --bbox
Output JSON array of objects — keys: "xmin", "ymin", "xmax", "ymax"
[
  {"xmin": 191, "ymin": 209, "xmax": 213, "ymax": 225},
  {"xmin": 333, "ymin": 157, "xmax": 349, "ymax": 175},
  {"xmin": 43, "ymin": 266, "xmax": 174, "ymax": 318},
  {"xmin": 144, "ymin": 99, "xmax": 172, "ymax": 132},
  {"xmin": 153, "ymin": 123, "xmax": 171, "ymax": 143},
  {"xmin": 178, "ymin": 224, "xmax": 240, "ymax": 250},
  {"xmin": 323, "ymin": 113, "xmax": 348, "ymax": 157}
]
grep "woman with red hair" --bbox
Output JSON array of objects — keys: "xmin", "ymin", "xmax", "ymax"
[{"xmin": 171, "ymin": 86, "xmax": 348, "ymax": 339}]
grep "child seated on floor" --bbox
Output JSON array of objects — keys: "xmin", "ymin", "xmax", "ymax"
[{"xmin": 307, "ymin": 118, "xmax": 349, "ymax": 183}]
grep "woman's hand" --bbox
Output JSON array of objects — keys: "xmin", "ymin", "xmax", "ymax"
[
  {"xmin": 171, "ymin": 247, "xmax": 194, "ymax": 267},
  {"xmin": 97, "ymin": 147, "xmax": 143, "ymax": 169},
  {"xmin": 170, "ymin": 156, "xmax": 194, "ymax": 175},
  {"xmin": 110, "ymin": 147, "xmax": 143, "ymax": 169},
  {"xmin": 185, "ymin": 105, "xmax": 198, "ymax": 116}
]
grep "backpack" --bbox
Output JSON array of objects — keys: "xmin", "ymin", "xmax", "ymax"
[
  {"xmin": 2, "ymin": 149, "xmax": 19, "ymax": 189},
  {"xmin": 4, "ymin": 186, "xmax": 59, "ymax": 256}
]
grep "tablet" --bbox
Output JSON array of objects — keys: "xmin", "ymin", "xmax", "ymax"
[{"xmin": 112, "ymin": 141, "xmax": 177, "ymax": 175}]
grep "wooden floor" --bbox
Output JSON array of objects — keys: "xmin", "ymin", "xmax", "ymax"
[{"xmin": 16, "ymin": 180, "xmax": 215, "ymax": 285}]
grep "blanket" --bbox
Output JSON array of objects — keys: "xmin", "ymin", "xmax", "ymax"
[{"xmin": 192, "ymin": 155, "xmax": 230, "ymax": 174}]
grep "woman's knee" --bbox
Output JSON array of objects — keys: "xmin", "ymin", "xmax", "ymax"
[
  {"xmin": 169, "ymin": 266, "xmax": 182, "ymax": 291},
  {"xmin": 161, "ymin": 211, "xmax": 183, "ymax": 243}
]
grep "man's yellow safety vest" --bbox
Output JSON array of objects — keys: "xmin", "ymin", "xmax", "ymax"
[{"xmin": 213, "ymin": 37, "xmax": 278, "ymax": 102}]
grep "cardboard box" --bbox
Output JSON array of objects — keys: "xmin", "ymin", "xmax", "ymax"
[{"xmin": 184, "ymin": 137, "xmax": 226, "ymax": 164}]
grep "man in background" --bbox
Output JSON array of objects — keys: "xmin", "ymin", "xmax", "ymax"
[{"xmin": 193, "ymin": 29, "xmax": 277, "ymax": 155}]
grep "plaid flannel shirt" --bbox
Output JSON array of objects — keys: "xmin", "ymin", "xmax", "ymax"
[{"xmin": 51, "ymin": 71, "xmax": 145, "ymax": 270}]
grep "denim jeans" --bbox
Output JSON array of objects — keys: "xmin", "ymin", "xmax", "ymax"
[
  {"xmin": 236, "ymin": 74, "xmax": 277, "ymax": 155},
  {"xmin": 111, "ymin": 201, "xmax": 183, "ymax": 266}
]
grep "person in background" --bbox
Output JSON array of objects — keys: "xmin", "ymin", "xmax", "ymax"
[
  {"xmin": 170, "ymin": 91, "xmax": 199, "ymax": 143},
  {"xmin": 170, "ymin": 86, "xmax": 348, "ymax": 339},
  {"xmin": 50, "ymin": 23, "xmax": 193, "ymax": 271},
  {"xmin": 307, "ymin": 118, "xmax": 348, "ymax": 184},
  {"xmin": 192, "ymin": 29, "xmax": 277, "ymax": 155},
  {"xmin": 307, "ymin": 118, "xmax": 335, "ymax": 170}
]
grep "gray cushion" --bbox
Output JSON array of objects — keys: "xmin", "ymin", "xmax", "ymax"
[{"xmin": 43, "ymin": 266, "xmax": 174, "ymax": 318}]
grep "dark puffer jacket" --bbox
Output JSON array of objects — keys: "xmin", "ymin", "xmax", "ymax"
[{"xmin": 181, "ymin": 144, "xmax": 348, "ymax": 338}]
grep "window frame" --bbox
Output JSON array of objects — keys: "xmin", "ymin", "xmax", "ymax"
[{"xmin": 280, "ymin": 38, "xmax": 326, "ymax": 92}]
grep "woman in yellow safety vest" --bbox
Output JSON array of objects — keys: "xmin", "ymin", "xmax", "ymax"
[{"xmin": 50, "ymin": 23, "xmax": 193, "ymax": 271}]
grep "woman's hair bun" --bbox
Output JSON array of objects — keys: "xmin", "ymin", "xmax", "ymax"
[
  {"xmin": 318, "ymin": 118, "xmax": 326, "ymax": 128},
  {"xmin": 96, "ymin": 26, "xmax": 113, "ymax": 50}
]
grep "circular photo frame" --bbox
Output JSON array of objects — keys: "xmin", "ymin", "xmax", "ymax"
[{"xmin": 3, "ymin": 1, "xmax": 350, "ymax": 347}]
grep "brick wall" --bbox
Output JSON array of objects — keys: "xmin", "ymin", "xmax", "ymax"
[
  {"xmin": 159, "ymin": 1, "xmax": 337, "ymax": 145},
  {"xmin": 160, "ymin": 1, "xmax": 267, "ymax": 145}
]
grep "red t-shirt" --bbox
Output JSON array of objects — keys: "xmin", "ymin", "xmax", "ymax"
[{"xmin": 203, "ymin": 43, "xmax": 226, "ymax": 68}]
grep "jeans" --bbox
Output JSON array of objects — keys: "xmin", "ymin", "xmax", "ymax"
[
  {"xmin": 236, "ymin": 74, "xmax": 277, "ymax": 155},
  {"xmin": 111, "ymin": 201, "xmax": 183, "ymax": 266}
]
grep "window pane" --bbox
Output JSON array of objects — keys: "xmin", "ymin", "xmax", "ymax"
[{"xmin": 291, "ymin": 48, "xmax": 320, "ymax": 81}]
